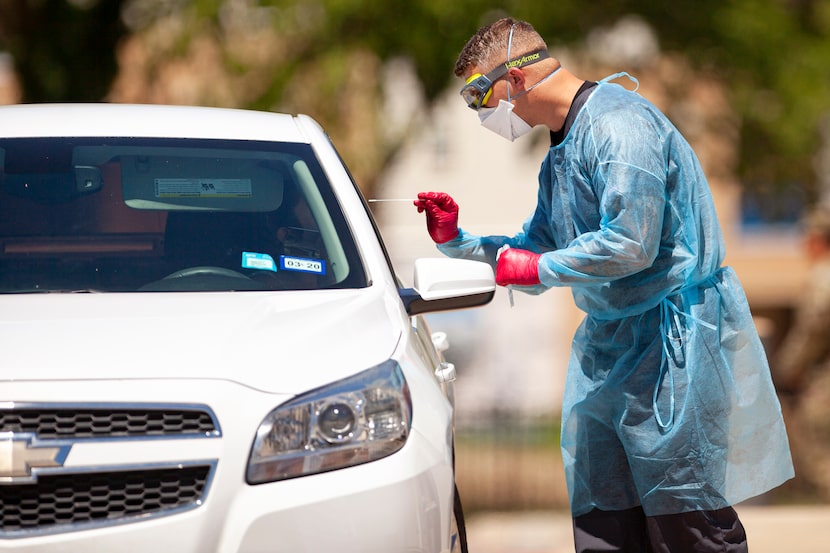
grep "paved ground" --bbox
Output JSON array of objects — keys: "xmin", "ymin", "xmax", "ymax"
[{"xmin": 465, "ymin": 504, "xmax": 830, "ymax": 552}]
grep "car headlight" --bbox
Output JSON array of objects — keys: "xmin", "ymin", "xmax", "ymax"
[{"xmin": 247, "ymin": 360, "xmax": 412, "ymax": 484}]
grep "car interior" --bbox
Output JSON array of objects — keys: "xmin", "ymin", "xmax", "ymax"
[{"xmin": 0, "ymin": 138, "xmax": 367, "ymax": 293}]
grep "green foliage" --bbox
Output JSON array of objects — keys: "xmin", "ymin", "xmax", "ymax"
[
  {"xmin": 1, "ymin": 0, "xmax": 829, "ymax": 194},
  {"xmin": 290, "ymin": 0, "xmax": 830, "ymax": 193},
  {"xmin": 709, "ymin": 0, "xmax": 830, "ymax": 191}
]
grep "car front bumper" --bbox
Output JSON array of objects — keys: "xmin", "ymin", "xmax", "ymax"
[{"xmin": 0, "ymin": 379, "xmax": 455, "ymax": 553}]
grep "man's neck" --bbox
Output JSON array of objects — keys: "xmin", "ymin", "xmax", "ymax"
[
  {"xmin": 530, "ymin": 69, "xmax": 585, "ymax": 132},
  {"xmin": 549, "ymin": 80, "xmax": 597, "ymax": 146}
]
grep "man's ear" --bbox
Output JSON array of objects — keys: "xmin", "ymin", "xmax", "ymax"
[{"xmin": 506, "ymin": 67, "xmax": 527, "ymax": 90}]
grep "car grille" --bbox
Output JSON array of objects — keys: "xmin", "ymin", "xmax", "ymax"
[
  {"xmin": 0, "ymin": 465, "xmax": 211, "ymax": 536},
  {"xmin": 0, "ymin": 407, "xmax": 218, "ymax": 438},
  {"xmin": 0, "ymin": 404, "xmax": 219, "ymax": 537}
]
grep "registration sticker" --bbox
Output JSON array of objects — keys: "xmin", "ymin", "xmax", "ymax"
[
  {"xmin": 242, "ymin": 252, "xmax": 277, "ymax": 272},
  {"xmin": 280, "ymin": 255, "xmax": 326, "ymax": 275}
]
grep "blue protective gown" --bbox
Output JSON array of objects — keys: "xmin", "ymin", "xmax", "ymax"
[{"xmin": 438, "ymin": 75, "xmax": 794, "ymax": 516}]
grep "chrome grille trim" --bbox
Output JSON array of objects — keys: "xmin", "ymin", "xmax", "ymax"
[
  {"xmin": 0, "ymin": 403, "xmax": 221, "ymax": 536},
  {"xmin": 0, "ymin": 402, "xmax": 221, "ymax": 440}
]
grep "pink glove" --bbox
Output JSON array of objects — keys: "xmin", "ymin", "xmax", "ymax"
[
  {"xmin": 496, "ymin": 248, "xmax": 541, "ymax": 286},
  {"xmin": 414, "ymin": 192, "xmax": 459, "ymax": 244}
]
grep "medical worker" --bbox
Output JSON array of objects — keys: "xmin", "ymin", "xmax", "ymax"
[{"xmin": 415, "ymin": 17, "xmax": 793, "ymax": 553}]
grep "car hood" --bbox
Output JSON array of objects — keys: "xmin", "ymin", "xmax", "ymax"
[{"xmin": 0, "ymin": 290, "xmax": 404, "ymax": 395}]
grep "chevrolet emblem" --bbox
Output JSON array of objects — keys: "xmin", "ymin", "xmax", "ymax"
[{"xmin": 0, "ymin": 433, "xmax": 71, "ymax": 484}]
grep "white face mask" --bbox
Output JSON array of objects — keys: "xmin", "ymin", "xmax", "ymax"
[
  {"xmin": 478, "ymin": 100, "xmax": 533, "ymax": 142},
  {"xmin": 477, "ymin": 64, "xmax": 561, "ymax": 142}
]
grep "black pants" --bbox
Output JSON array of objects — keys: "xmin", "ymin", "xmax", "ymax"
[{"xmin": 573, "ymin": 506, "xmax": 747, "ymax": 553}]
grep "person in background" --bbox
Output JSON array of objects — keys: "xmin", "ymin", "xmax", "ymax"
[
  {"xmin": 770, "ymin": 205, "xmax": 830, "ymax": 501},
  {"xmin": 773, "ymin": 205, "xmax": 830, "ymax": 393},
  {"xmin": 415, "ymin": 17, "xmax": 793, "ymax": 553}
]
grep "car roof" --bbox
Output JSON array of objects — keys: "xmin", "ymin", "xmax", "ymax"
[{"xmin": 0, "ymin": 103, "xmax": 312, "ymax": 143}]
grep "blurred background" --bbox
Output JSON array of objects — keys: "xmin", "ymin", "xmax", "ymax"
[{"xmin": 4, "ymin": 0, "xmax": 830, "ymax": 517}]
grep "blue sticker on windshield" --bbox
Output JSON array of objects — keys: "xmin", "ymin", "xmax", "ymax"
[
  {"xmin": 242, "ymin": 251, "xmax": 277, "ymax": 272},
  {"xmin": 280, "ymin": 255, "xmax": 326, "ymax": 275}
]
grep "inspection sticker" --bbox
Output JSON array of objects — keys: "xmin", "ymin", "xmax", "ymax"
[
  {"xmin": 280, "ymin": 255, "xmax": 326, "ymax": 275},
  {"xmin": 155, "ymin": 178, "xmax": 253, "ymax": 198},
  {"xmin": 242, "ymin": 252, "xmax": 277, "ymax": 272}
]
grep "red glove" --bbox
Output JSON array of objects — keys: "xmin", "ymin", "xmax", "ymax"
[
  {"xmin": 414, "ymin": 192, "xmax": 459, "ymax": 244},
  {"xmin": 496, "ymin": 248, "xmax": 541, "ymax": 286}
]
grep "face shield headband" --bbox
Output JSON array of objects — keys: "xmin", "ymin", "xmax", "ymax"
[{"xmin": 460, "ymin": 48, "xmax": 550, "ymax": 110}]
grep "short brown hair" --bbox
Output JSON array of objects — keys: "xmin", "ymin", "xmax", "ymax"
[{"xmin": 454, "ymin": 18, "xmax": 548, "ymax": 77}]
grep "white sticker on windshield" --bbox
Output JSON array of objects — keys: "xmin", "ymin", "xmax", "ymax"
[
  {"xmin": 280, "ymin": 255, "xmax": 326, "ymax": 275},
  {"xmin": 155, "ymin": 178, "xmax": 253, "ymax": 198},
  {"xmin": 242, "ymin": 252, "xmax": 277, "ymax": 272}
]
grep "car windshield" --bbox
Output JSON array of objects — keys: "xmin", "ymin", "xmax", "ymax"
[{"xmin": 0, "ymin": 137, "xmax": 368, "ymax": 293}]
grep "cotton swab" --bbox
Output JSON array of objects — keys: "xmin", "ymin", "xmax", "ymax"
[{"xmin": 367, "ymin": 198, "xmax": 417, "ymax": 203}]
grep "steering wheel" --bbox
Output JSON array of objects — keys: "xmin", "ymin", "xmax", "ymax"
[{"xmin": 162, "ymin": 266, "xmax": 252, "ymax": 280}]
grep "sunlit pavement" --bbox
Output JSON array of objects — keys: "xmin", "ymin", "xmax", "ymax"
[{"xmin": 465, "ymin": 505, "xmax": 830, "ymax": 553}]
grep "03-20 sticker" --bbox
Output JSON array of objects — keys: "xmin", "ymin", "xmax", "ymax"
[{"xmin": 280, "ymin": 255, "xmax": 326, "ymax": 275}]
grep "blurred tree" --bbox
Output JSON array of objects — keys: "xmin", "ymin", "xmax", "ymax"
[
  {"xmin": 502, "ymin": 0, "xmax": 830, "ymax": 201},
  {"xmin": 0, "ymin": 0, "xmax": 128, "ymax": 102},
  {"xmin": 2, "ymin": 0, "xmax": 830, "ymax": 200}
]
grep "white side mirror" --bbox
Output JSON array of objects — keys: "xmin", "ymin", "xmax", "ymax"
[
  {"xmin": 413, "ymin": 258, "xmax": 495, "ymax": 301},
  {"xmin": 400, "ymin": 258, "xmax": 495, "ymax": 316}
]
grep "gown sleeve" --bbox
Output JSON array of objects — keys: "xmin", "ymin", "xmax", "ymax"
[
  {"xmin": 438, "ymin": 100, "xmax": 672, "ymax": 296},
  {"xmin": 536, "ymin": 106, "xmax": 668, "ymax": 288}
]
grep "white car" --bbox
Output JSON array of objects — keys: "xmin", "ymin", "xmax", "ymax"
[{"xmin": 0, "ymin": 104, "xmax": 495, "ymax": 552}]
